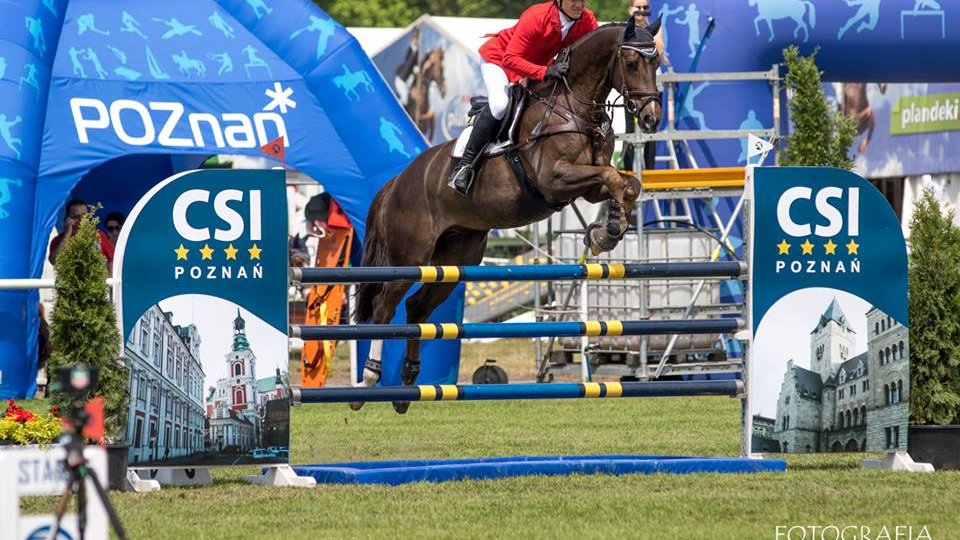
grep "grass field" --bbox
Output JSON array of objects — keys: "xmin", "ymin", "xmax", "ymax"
[{"xmin": 20, "ymin": 342, "xmax": 960, "ymax": 539}]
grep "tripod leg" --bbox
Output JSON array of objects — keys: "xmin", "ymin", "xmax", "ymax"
[
  {"xmin": 47, "ymin": 481, "xmax": 73, "ymax": 540},
  {"xmin": 85, "ymin": 468, "xmax": 129, "ymax": 540},
  {"xmin": 78, "ymin": 475, "xmax": 86, "ymax": 540}
]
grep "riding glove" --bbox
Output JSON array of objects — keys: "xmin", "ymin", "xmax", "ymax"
[{"xmin": 545, "ymin": 58, "xmax": 569, "ymax": 79}]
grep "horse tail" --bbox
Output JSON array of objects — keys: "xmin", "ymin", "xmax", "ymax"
[
  {"xmin": 804, "ymin": 0, "xmax": 816, "ymax": 28},
  {"xmin": 354, "ymin": 190, "xmax": 389, "ymax": 323}
]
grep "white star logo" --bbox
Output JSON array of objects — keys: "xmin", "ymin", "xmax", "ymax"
[{"xmin": 264, "ymin": 82, "xmax": 296, "ymax": 114}]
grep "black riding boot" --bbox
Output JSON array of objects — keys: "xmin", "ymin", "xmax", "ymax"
[{"xmin": 448, "ymin": 107, "xmax": 499, "ymax": 196}]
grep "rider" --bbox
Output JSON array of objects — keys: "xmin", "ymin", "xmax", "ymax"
[{"xmin": 448, "ymin": 0, "xmax": 599, "ymax": 196}]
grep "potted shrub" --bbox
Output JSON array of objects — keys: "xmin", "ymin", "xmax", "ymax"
[
  {"xmin": 47, "ymin": 210, "xmax": 131, "ymax": 488},
  {"xmin": 906, "ymin": 188, "xmax": 960, "ymax": 469}
]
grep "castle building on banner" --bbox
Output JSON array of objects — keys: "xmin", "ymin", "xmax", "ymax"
[
  {"xmin": 206, "ymin": 310, "xmax": 261, "ymax": 453},
  {"xmin": 124, "ymin": 305, "xmax": 207, "ymax": 464},
  {"xmin": 769, "ymin": 300, "xmax": 909, "ymax": 453}
]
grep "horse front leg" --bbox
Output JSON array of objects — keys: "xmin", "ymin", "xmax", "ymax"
[
  {"xmin": 350, "ymin": 281, "xmax": 413, "ymax": 411},
  {"xmin": 549, "ymin": 163, "xmax": 636, "ymax": 256}
]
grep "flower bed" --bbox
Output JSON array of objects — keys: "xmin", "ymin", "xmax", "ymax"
[{"xmin": 0, "ymin": 400, "xmax": 62, "ymax": 445}]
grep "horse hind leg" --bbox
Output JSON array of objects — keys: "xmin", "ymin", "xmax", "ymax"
[{"xmin": 392, "ymin": 230, "xmax": 487, "ymax": 414}]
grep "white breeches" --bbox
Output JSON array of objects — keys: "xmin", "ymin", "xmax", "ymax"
[{"xmin": 480, "ymin": 62, "xmax": 510, "ymax": 120}]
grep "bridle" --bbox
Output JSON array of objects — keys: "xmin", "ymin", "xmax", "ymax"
[{"xmin": 556, "ymin": 32, "xmax": 662, "ymax": 121}]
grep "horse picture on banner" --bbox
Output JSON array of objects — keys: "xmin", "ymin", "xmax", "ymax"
[{"xmin": 404, "ymin": 47, "xmax": 447, "ymax": 141}]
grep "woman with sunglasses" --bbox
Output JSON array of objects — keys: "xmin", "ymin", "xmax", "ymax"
[{"xmin": 622, "ymin": 0, "xmax": 670, "ymax": 172}]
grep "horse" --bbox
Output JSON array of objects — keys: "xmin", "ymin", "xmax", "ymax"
[
  {"xmin": 333, "ymin": 65, "xmax": 374, "ymax": 102},
  {"xmin": 404, "ymin": 47, "xmax": 447, "ymax": 140},
  {"xmin": 353, "ymin": 18, "xmax": 663, "ymax": 413},
  {"xmin": 842, "ymin": 83, "xmax": 886, "ymax": 154},
  {"xmin": 172, "ymin": 52, "xmax": 206, "ymax": 78},
  {"xmin": 749, "ymin": 0, "xmax": 816, "ymax": 42}
]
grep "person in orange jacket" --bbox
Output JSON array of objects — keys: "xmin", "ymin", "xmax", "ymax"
[{"xmin": 448, "ymin": 0, "xmax": 599, "ymax": 195}]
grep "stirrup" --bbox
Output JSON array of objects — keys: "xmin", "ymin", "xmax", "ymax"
[{"xmin": 448, "ymin": 165, "xmax": 474, "ymax": 195}]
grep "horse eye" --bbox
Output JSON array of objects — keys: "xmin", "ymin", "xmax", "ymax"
[{"xmin": 626, "ymin": 61, "xmax": 638, "ymax": 70}]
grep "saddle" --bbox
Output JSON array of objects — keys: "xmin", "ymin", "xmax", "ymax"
[{"xmin": 450, "ymin": 85, "xmax": 528, "ymax": 159}]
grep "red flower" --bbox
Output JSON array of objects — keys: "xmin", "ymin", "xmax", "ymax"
[
  {"xmin": 5, "ymin": 400, "xmax": 36, "ymax": 423},
  {"xmin": 49, "ymin": 405, "xmax": 61, "ymax": 417}
]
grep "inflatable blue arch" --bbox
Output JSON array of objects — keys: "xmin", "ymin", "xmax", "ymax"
[
  {"xmin": 2, "ymin": 0, "xmax": 959, "ymax": 398},
  {"xmin": 0, "ymin": 0, "xmax": 436, "ymax": 398}
]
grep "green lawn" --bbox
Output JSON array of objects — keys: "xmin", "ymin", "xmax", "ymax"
[{"xmin": 19, "ymin": 343, "xmax": 960, "ymax": 539}]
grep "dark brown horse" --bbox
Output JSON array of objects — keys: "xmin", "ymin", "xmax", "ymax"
[
  {"xmin": 355, "ymin": 18, "xmax": 663, "ymax": 412},
  {"xmin": 404, "ymin": 47, "xmax": 446, "ymax": 140}
]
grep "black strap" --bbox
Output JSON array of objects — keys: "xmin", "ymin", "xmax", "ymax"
[{"xmin": 504, "ymin": 147, "xmax": 567, "ymax": 213}]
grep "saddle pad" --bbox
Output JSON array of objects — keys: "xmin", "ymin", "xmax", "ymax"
[{"xmin": 451, "ymin": 126, "xmax": 513, "ymax": 159}]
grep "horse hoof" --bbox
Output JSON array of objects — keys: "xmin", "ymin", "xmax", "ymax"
[
  {"xmin": 362, "ymin": 368, "xmax": 380, "ymax": 387},
  {"xmin": 349, "ymin": 401, "xmax": 365, "ymax": 411},
  {"xmin": 392, "ymin": 401, "xmax": 411, "ymax": 414}
]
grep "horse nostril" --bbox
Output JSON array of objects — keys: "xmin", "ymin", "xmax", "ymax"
[{"xmin": 641, "ymin": 114, "xmax": 658, "ymax": 132}]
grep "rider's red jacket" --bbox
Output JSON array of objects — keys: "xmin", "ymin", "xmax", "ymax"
[{"xmin": 479, "ymin": 1, "xmax": 598, "ymax": 82}]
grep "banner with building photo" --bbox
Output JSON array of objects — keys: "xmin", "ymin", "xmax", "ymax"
[
  {"xmin": 373, "ymin": 18, "xmax": 485, "ymax": 145},
  {"xmin": 749, "ymin": 167, "xmax": 909, "ymax": 454},
  {"xmin": 116, "ymin": 169, "xmax": 290, "ymax": 469}
]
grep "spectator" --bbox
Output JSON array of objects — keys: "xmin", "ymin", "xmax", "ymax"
[
  {"xmin": 622, "ymin": 0, "xmax": 671, "ymax": 172},
  {"xmin": 104, "ymin": 211, "xmax": 125, "ymax": 247},
  {"xmin": 48, "ymin": 199, "xmax": 115, "ymax": 274}
]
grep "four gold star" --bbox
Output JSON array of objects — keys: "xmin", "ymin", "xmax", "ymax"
[
  {"xmin": 775, "ymin": 239, "xmax": 860, "ymax": 257},
  {"xmin": 175, "ymin": 243, "xmax": 264, "ymax": 261}
]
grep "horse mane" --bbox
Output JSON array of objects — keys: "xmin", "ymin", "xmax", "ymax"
[{"xmin": 567, "ymin": 21, "xmax": 654, "ymax": 52}]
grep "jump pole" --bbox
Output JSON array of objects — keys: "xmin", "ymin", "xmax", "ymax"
[
  {"xmin": 291, "ymin": 318, "xmax": 743, "ymax": 341},
  {"xmin": 293, "ymin": 380, "xmax": 743, "ymax": 404}
]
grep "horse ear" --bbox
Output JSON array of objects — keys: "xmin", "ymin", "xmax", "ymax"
[
  {"xmin": 648, "ymin": 14, "xmax": 663, "ymax": 37},
  {"xmin": 624, "ymin": 15, "xmax": 637, "ymax": 42}
]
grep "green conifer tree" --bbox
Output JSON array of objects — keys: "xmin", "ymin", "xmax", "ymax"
[
  {"xmin": 48, "ymin": 211, "xmax": 129, "ymax": 440},
  {"xmin": 779, "ymin": 46, "xmax": 857, "ymax": 169},
  {"xmin": 908, "ymin": 188, "xmax": 960, "ymax": 425}
]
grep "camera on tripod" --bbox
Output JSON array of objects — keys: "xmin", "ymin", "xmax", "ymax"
[
  {"xmin": 54, "ymin": 364, "xmax": 100, "ymax": 400},
  {"xmin": 47, "ymin": 364, "xmax": 128, "ymax": 540}
]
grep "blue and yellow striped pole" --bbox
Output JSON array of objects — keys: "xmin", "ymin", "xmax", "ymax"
[
  {"xmin": 291, "ymin": 318, "xmax": 742, "ymax": 341},
  {"xmin": 294, "ymin": 380, "xmax": 743, "ymax": 404},
  {"xmin": 292, "ymin": 261, "xmax": 746, "ymax": 285}
]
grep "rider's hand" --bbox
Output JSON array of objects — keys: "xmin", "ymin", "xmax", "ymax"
[{"xmin": 545, "ymin": 58, "xmax": 569, "ymax": 80}]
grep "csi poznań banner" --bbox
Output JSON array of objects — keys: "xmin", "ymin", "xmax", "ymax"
[
  {"xmin": 116, "ymin": 169, "xmax": 289, "ymax": 469},
  {"xmin": 749, "ymin": 167, "xmax": 909, "ymax": 455}
]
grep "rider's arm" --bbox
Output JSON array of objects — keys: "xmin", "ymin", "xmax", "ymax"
[{"xmin": 501, "ymin": 9, "xmax": 551, "ymax": 81}]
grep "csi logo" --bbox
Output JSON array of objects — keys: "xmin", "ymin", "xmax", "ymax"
[
  {"xmin": 172, "ymin": 189, "xmax": 262, "ymax": 242},
  {"xmin": 776, "ymin": 187, "xmax": 860, "ymax": 238}
]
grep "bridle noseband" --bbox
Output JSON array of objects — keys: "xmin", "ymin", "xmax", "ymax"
[
  {"xmin": 616, "ymin": 41, "xmax": 662, "ymax": 117},
  {"xmin": 555, "ymin": 34, "xmax": 662, "ymax": 121}
]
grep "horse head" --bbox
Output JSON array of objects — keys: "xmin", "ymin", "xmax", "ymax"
[
  {"xmin": 617, "ymin": 16, "xmax": 663, "ymax": 133},
  {"xmin": 565, "ymin": 19, "xmax": 662, "ymax": 133},
  {"xmin": 422, "ymin": 48, "xmax": 446, "ymax": 97}
]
